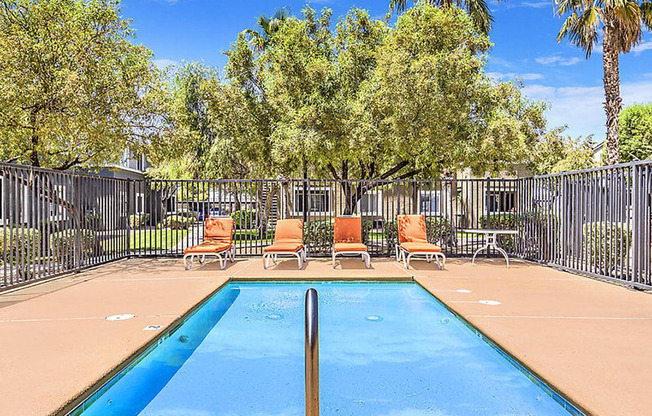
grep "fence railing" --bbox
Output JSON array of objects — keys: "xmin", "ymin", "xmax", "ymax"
[{"xmin": 2, "ymin": 161, "xmax": 651, "ymax": 290}]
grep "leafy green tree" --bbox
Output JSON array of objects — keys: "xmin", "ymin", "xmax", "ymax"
[
  {"xmin": 243, "ymin": 8, "xmax": 290, "ymax": 52},
  {"xmin": 531, "ymin": 127, "xmax": 596, "ymax": 174},
  {"xmin": 555, "ymin": 0, "xmax": 652, "ymax": 165},
  {"xmin": 0, "ymin": 0, "xmax": 162, "ymax": 170},
  {"xmin": 216, "ymin": 5, "xmax": 545, "ymax": 212},
  {"xmin": 618, "ymin": 103, "xmax": 652, "ymax": 162},
  {"xmin": 147, "ymin": 62, "xmax": 218, "ymax": 179},
  {"xmin": 389, "ymin": 0, "xmax": 494, "ymax": 34}
]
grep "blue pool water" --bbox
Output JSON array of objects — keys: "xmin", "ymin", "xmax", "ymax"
[{"xmin": 73, "ymin": 282, "xmax": 581, "ymax": 416}]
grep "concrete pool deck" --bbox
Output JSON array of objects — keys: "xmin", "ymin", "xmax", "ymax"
[{"xmin": 0, "ymin": 257, "xmax": 650, "ymax": 416}]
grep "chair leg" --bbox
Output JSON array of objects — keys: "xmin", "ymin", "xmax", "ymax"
[
  {"xmin": 263, "ymin": 254, "xmax": 268, "ymax": 269},
  {"xmin": 332, "ymin": 250, "xmax": 337, "ymax": 269},
  {"xmin": 364, "ymin": 252, "xmax": 370, "ymax": 269},
  {"xmin": 296, "ymin": 252, "xmax": 303, "ymax": 269},
  {"xmin": 218, "ymin": 253, "xmax": 225, "ymax": 270},
  {"xmin": 183, "ymin": 255, "xmax": 191, "ymax": 270},
  {"xmin": 402, "ymin": 251, "xmax": 408, "ymax": 269}
]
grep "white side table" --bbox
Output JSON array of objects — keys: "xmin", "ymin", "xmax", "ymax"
[{"xmin": 463, "ymin": 229, "xmax": 519, "ymax": 268}]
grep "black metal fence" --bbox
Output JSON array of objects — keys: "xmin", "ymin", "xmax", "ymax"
[{"xmin": 2, "ymin": 161, "xmax": 651, "ymax": 290}]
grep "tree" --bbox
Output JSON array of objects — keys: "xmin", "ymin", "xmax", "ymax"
[
  {"xmin": 556, "ymin": 0, "xmax": 652, "ymax": 165},
  {"xmin": 146, "ymin": 62, "xmax": 219, "ymax": 180},
  {"xmin": 531, "ymin": 127, "xmax": 596, "ymax": 174},
  {"xmin": 0, "ymin": 0, "xmax": 163, "ymax": 170},
  {"xmin": 243, "ymin": 8, "xmax": 290, "ymax": 52},
  {"xmin": 618, "ymin": 103, "xmax": 652, "ymax": 162},
  {"xmin": 218, "ymin": 5, "xmax": 545, "ymax": 212},
  {"xmin": 389, "ymin": 0, "xmax": 494, "ymax": 34}
]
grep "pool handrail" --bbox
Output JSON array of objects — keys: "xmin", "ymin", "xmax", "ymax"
[{"xmin": 305, "ymin": 288, "xmax": 319, "ymax": 416}]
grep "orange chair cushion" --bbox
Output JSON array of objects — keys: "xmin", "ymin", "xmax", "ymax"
[
  {"xmin": 334, "ymin": 242, "xmax": 367, "ymax": 252},
  {"xmin": 264, "ymin": 243, "xmax": 304, "ymax": 253},
  {"xmin": 398, "ymin": 215, "xmax": 428, "ymax": 243},
  {"xmin": 400, "ymin": 242, "xmax": 441, "ymax": 253},
  {"xmin": 274, "ymin": 219, "xmax": 303, "ymax": 244},
  {"xmin": 204, "ymin": 218, "xmax": 234, "ymax": 243},
  {"xmin": 334, "ymin": 217, "xmax": 362, "ymax": 243},
  {"xmin": 184, "ymin": 242, "xmax": 232, "ymax": 254}
]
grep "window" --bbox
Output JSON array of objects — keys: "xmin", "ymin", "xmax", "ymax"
[
  {"xmin": 358, "ymin": 190, "xmax": 382, "ymax": 215},
  {"xmin": 486, "ymin": 190, "xmax": 516, "ymax": 213},
  {"xmin": 166, "ymin": 195, "xmax": 177, "ymax": 214},
  {"xmin": 418, "ymin": 190, "xmax": 441, "ymax": 215},
  {"xmin": 293, "ymin": 187, "xmax": 331, "ymax": 214}
]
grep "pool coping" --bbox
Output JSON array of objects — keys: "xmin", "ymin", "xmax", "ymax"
[
  {"xmin": 60, "ymin": 275, "xmax": 590, "ymax": 416},
  {"xmin": 413, "ymin": 279, "xmax": 590, "ymax": 416},
  {"xmin": 56, "ymin": 279, "xmax": 232, "ymax": 416}
]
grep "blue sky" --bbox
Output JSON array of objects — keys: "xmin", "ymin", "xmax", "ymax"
[{"xmin": 122, "ymin": 0, "xmax": 652, "ymax": 141}]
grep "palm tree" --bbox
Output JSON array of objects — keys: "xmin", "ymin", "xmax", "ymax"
[
  {"xmin": 556, "ymin": 0, "xmax": 652, "ymax": 165},
  {"xmin": 390, "ymin": 0, "xmax": 494, "ymax": 34},
  {"xmin": 243, "ymin": 8, "xmax": 290, "ymax": 52}
]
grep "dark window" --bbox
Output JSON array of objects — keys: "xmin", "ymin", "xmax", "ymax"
[{"xmin": 487, "ymin": 191, "xmax": 515, "ymax": 213}]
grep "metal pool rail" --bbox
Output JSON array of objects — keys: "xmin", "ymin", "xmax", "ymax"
[{"xmin": 305, "ymin": 288, "xmax": 320, "ymax": 416}]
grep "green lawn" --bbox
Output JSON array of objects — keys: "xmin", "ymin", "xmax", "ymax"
[{"xmin": 128, "ymin": 229, "xmax": 188, "ymax": 251}]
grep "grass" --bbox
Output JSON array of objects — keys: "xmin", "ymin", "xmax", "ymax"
[{"xmin": 127, "ymin": 229, "xmax": 188, "ymax": 251}]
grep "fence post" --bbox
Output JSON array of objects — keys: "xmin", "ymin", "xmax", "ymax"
[
  {"xmin": 305, "ymin": 178, "xmax": 311, "ymax": 257},
  {"xmin": 631, "ymin": 165, "xmax": 641, "ymax": 284},
  {"xmin": 126, "ymin": 178, "xmax": 132, "ymax": 258},
  {"xmin": 560, "ymin": 172, "xmax": 567, "ymax": 267},
  {"xmin": 74, "ymin": 174, "xmax": 82, "ymax": 272}
]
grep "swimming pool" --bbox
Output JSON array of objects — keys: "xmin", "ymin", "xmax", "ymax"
[{"xmin": 71, "ymin": 281, "xmax": 583, "ymax": 416}]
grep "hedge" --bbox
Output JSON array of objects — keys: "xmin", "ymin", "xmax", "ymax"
[
  {"xmin": 232, "ymin": 210, "xmax": 255, "ymax": 230},
  {"xmin": 129, "ymin": 213, "xmax": 150, "ymax": 228},
  {"xmin": 303, "ymin": 219, "xmax": 372, "ymax": 253},
  {"xmin": 479, "ymin": 213, "xmax": 516, "ymax": 229},
  {"xmin": 583, "ymin": 222, "xmax": 632, "ymax": 273},
  {"xmin": 0, "ymin": 227, "xmax": 39, "ymax": 266},
  {"xmin": 160, "ymin": 214, "xmax": 196, "ymax": 230},
  {"xmin": 84, "ymin": 213, "xmax": 102, "ymax": 230},
  {"xmin": 50, "ymin": 229, "xmax": 99, "ymax": 267},
  {"xmin": 479, "ymin": 213, "xmax": 517, "ymax": 251},
  {"xmin": 384, "ymin": 216, "xmax": 454, "ymax": 254}
]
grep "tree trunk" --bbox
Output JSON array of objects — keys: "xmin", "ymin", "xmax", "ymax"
[
  {"xmin": 602, "ymin": 21, "xmax": 622, "ymax": 165},
  {"xmin": 30, "ymin": 108, "xmax": 40, "ymax": 167}
]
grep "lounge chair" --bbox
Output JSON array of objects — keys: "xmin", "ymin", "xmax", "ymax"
[
  {"xmin": 332, "ymin": 216, "xmax": 370, "ymax": 269},
  {"xmin": 396, "ymin": 214, "xmax": 445, "ymax": 269},
  {"xmin": 263, "ymin": 219, "xmax": 306, "ymax": 269},
  {"xmin": 183, "ymin": 217, "xmax": 234, "ymax": 270}
]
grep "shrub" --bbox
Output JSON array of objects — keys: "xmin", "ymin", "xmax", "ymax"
[
  {"xmin": 480, "ymin": 213, "xmax": 517, "ymax": 252},
  {"xmin": 384, "ymin": 216, "xmax": 454, "ymax": 254},
  {"xmin": 301, "ymin": 218, "xmax": 374, "ymax": 254},
  {"xmin": 179, "ymin": 211, "xmax": 200, "ymax": 221},
  {"xmin": 304, "ymin": 220, "xmax": 334, "ymax": 254},
  {"xmin": 516, "ymin": 211, "xmax": 559, "ymax": 258},
  {"xmin": 161, "ymin": 214, "xmax": 195, "ymax": 230},
  {"xmin": 479, "ymin": 213, "xmax": 516, "ymax": 229},
  {"xmin": 583, "ymin": 222, "xmax": 632, "ymax": 273},
  {"xmin": 0, "ymin": 227, "xmax": 39, "ymax": 269},
  {"xmin": 84, "ymin": 212, "xmax": 102, "ymax": 230},
  {"xmin": 232, "ymin": 210, "xmax": 255, "ymax": 230},
  {"xmin": 50, "ymin": 229, "xmax": 99, "ymax": 267},
  {"xmin": 129, "ymin": 213, "xmax": 150, "ymax": 228}
]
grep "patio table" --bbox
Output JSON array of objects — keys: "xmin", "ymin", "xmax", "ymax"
[{"xmin": 463, "ymin": 229, "xmax": 519, "ymax": 268}]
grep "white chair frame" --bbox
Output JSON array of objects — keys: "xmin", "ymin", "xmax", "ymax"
[
  {"xmin": 332, "ymin": 249, "xmax": 371, "ymax": 269},
  {"xmin": 396, "ymin": 244, "xmax": 445, "ymax": 270},
  {"xmin": 263, "ymin": 247, "xmax": 307, "ymax": 270},
  {"xmin": 183, "ymin": 246, "xmax": 234, "ymax": 270}
]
